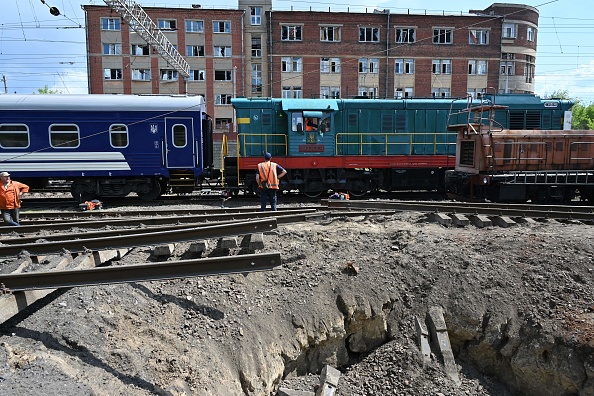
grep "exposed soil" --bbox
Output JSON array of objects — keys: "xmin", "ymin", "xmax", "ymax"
[{"xmin": 0, "ymin": 202, "xmax": 593, "ymax": 396}]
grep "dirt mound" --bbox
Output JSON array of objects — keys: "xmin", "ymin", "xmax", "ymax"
[{"xmin": 0, "ymin": 208, "xmax": 592, "ymax": 395}]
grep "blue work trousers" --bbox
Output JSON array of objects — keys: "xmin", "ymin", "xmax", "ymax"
[
  {"xmin": 260, "ymin": 189, "xmax": 278, "ymax": 211},
  {"xmin": 1, "ymin": 209, "xmax": 20, "ymax": 226}
]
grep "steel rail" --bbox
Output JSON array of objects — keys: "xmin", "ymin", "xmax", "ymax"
[
  {"xmin": 322, "ymin": 199, "xmax": 594, "ymax": 213},
  {"xmin": 0, "ymin": 210, "xmax": 394, "ymax": 247},
  {"xmin": 0, "ymin": 213, "xmax": 313, "ymax": 245},
  {"xmin": 0, "ymin": 209, "xmax": 314, "ymax": 234},
  {"xmin": 408, "ymin": 199, "xmax": 594, "ymax": 213},
  {"xmin": 19, "ymin": 206, "xmax": 326, "ymax": 220},
  {"xmin": 0, "ymin": 218, "xmax": 277, "ymax": 258},
  {"xmin": 323, "ymin": 200, "xmax": 594, "ymax": 221},
  {"xmin": 0, "ymin": 252, "xmax": 282, "ymax": 291}
]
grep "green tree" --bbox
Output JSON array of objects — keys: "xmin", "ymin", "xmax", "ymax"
[
  {"xmin": 547, "ymin": 89, "xmax": 572, "ymax": 100},
  {"xmin": 546, "ymin": 90, "xmax": 594, "ymax": 130},
  {"xmin": 571, "ymin": 104, "xmax": 594, "ymax": 130},
  {"xmin": 34, "ymin": 85, "xmax": 61, "ymax": 94}
]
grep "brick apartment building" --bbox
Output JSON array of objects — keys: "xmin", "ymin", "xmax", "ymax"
[{"xmin": 83, "ymin": 1, "xmax": 538, "ymax": 134}]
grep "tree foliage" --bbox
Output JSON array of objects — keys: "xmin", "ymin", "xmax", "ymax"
[
  {"xmin": 34, "ymin": 85, "xmax": 61, "ymax": 94},
  {"xmin": 546, "ymin": 90, "xmax": 594, "ymax": 130}
]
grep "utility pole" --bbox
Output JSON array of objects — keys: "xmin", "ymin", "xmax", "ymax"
[
  {"xmin": 1, "ymin": 75, "xmax": 6, "ymax": 94},
  {"xmin": 102, "ymin": 0, "xmax": 190, "ymax": 92}
]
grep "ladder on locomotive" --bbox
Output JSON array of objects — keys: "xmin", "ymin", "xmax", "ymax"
[{"xmin": 447, "ymin": 96, "xmax": 508, "ymax": 172}]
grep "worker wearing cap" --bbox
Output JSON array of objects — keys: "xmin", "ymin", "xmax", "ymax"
[
  {"xmin": 256, "ymin": 153, "xmax": 286, "ymax": 211},
  {"xmin": 0, "ymin": 172, "xmax": 29, "ymax": 226}
]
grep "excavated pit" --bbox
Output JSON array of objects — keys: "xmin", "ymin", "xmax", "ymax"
[
  {"xmin": 275, "ymin": 289, "xmax": 594, "ymax": 395},
  {"xmin": 0, "ymin": 210, "xmax": 592, "ymax": 395}
]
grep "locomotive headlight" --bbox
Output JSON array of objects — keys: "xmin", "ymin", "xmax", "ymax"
[{"xmin": 483, "ymin": 177, "xmax": 489, "ymax": 185}]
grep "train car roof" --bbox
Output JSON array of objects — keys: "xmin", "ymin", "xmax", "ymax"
[
  {"xmin": 281, "ymin": 99, "xmax": 339, "ymax": 111},
  {"xmin": 0, "ymin": 94, "xmax": 205, "ymax": 112}
]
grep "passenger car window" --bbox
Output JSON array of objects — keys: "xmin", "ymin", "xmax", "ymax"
[
  {"xmin": 0, "ymin": 124, "xmax": 29, "ymax": 148},
  {"xmin": 50, "ymin": 124, "xmax": 79, "ymax": 148}
]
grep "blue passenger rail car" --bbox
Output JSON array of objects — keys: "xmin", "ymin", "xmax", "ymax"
[{"xmin": 0, "ymin": 94, "xmax": 213, "ymax": 200}]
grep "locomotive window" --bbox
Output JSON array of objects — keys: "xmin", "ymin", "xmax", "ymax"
[
  {"xmin": 0, "ymin": 124, "xmax": 29, "ymax": 148},
  {"xmin": 50, "ymin": 124, "xmax": 79, "ymax": 148},
  {"xmin": 172, "ymin": 124, "xmax": 187, "ymax": 148},
  {"xmin": 292, "ymin": 113, "xmax": 304, "ymax": 133},
  {"xmin": 319, "ymin": 117, "xmax": 331, "ymax": 133},
  {"xmin": 110, "ymin": 124, "xmax": 128, "ymax": 148}
]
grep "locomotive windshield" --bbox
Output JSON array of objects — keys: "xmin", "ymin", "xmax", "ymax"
[{"xmin": 291, "ymin": 111, "xmax": 331, "ymax": 134}]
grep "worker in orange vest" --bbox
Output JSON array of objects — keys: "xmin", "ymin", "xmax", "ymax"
[
  {"xmin": 0, "ymin": 172, "xmax": 29, "ymax": 226},
  {"xmin": 256, "ymin": 152, "xmax": 286, "ymax": 211}
]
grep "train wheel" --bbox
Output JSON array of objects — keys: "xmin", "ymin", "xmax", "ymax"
[
  {"xmin": 348, "ymin": 181, "xmax": 370, "ymax": 197},
  {"xmin": 137, "ymin": 180, "xmax": 162, "ymax": 201},
  {"xmin": 303, "ymin": 189, "xmax": 323, "ymax": 198},
  {"xmin": 71, "ymin": 182, "xmax": 96, "ymax": 202},
  {"xmin": 301, "ymin": 179, "xmax": 325, "ymax": 198},
  {"xmin": 348, "ymin": 189, "xmax": 368, "ymax": 197}
]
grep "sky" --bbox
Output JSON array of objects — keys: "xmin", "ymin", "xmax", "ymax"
[{"xmin": 1, "ymin": 0, "xmax": 593, "ymax": 102}]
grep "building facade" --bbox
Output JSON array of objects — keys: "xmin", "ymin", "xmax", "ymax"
[{"xmin": 83, "ymin": 2, "xmax": 538, "ymax": 133}]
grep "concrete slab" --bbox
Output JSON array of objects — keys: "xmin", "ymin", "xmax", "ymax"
[
  {"xmin": 430, "ymin": 212, "xmax": 452, "ymax": 226},
  {"xmin": 513, "ymin": 217, "xmax": 538, "ymax": 225},
  {"xmin": 0, "ymin": 248, "xmax": 130, "ymax": 325},
  {"xmin": 248, "ymin": 233, "xmax": 265, "ymax": 250},
  {"xmin": 492, "ymin": 216, "xmax": 516, "ymax": 228},
  {"xmin": 189, "ymin": 240, "xmax": 208, "ymax": 253},
  {"xmin": 426, "ymin": 306, "xmax": 461, "ymax": 385},
  {"xmin": 415, "ymin": 316, "xmax": 431, "ymax": 363},
  {"xmin": 73, "ymin": 249, "xmax": 129, "ymax": 270},
  {"xmin": 154, "ymin": 244, "xmax": 176, "ymax": 257},
  {"xmin": 0, "ymin": 254, "xmax": 72, "ymax": 324},
  {"xmin": 4, "ymin": 257, "xmax": 32, "ymax": 274},
  {"xmin": 449, "ymin": 213, "xmax": 470, "ymax": 227},
  {"xmin": 219, "ymin": 237, "xmax": 238, "ymax": 249},
  {"xmin": 315, "ymin": 365, "xmax": 340, "ymax": 396},
  {"xmin": 277, "ymin": 388, "xmax": 315, "ymax": 396},
  {"xmin": 469, "ymin": 215, "xmax": 492, "ymax": 228}
]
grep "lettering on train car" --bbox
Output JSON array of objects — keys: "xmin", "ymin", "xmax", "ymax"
[
  {"xmin": 299, "ymin": 145, "xmax": 324, "ymax": 152},
  {"xmin": 544, "ymin": 101, "xmax": 559, "ymax": 108}
]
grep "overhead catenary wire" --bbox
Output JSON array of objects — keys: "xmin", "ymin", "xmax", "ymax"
[{"xmin": 1, "ymin": 0, "xmax": 593, "ymax": 100}]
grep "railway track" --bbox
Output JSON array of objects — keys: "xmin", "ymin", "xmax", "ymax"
[
  {"xmin": 324, "ymin": 199, "xmax": 594, "ymax": 225},
  {"xmin": 20, "ymin": 190, "xmax": 449, "ymax": 210},
  {"xmin": 0, "ymin": 205, "xmax": 396, "ymax": 326},
  {"xmin": 2, "ymin": 198, "xmax": 591, "ymax": 327}
]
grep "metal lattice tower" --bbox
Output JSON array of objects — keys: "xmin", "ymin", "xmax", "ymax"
[{"xmin": 103, "ymin": 0, "xmax": 190, "ymax": 78}]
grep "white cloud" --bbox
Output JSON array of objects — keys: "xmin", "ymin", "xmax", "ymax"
[{"xmin": 536, "ymin": 60, "xmax": 594, "ymax": 103}]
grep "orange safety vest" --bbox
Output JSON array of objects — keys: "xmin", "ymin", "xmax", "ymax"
[
  {"xmin": 258, "ymin": 161, "xmax": 280, "ymax": 189},
  {"xmin": 0, "ymin": 181, "xmax": 29, "ymax": 209}
]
